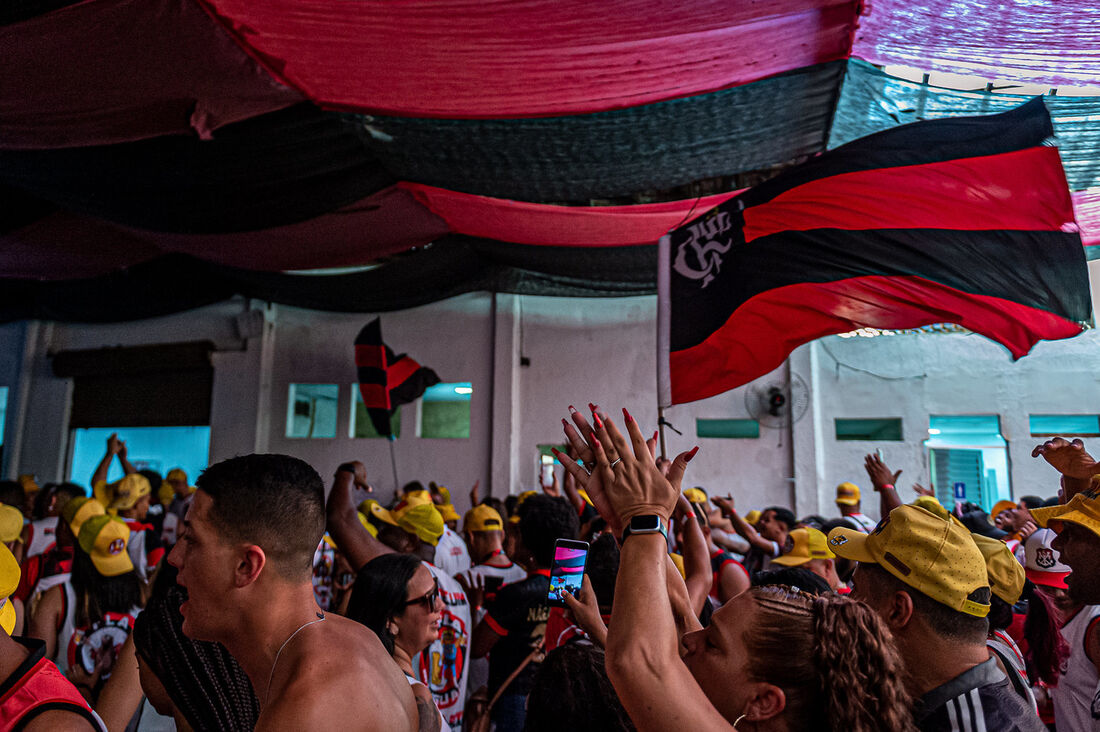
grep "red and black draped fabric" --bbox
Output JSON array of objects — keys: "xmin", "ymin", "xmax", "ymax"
[
  {"xmin": 355, "ymin": 319, "xmax": 440, "ymax": 437},
  {"xmin": 658, "ymin": 98, "xmax": 1091, "ymax": 406}
]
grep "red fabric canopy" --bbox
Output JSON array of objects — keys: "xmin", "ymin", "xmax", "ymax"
[
  {"xmin": 196, "ymin": 0, "xmax": 860, "ymax": 118},
  {"xmin": 1074, "ymin": 190, "xmax": 1100, "ymax": 251},
  {"xmin": 0, "ymin": 0, "xmax": 302, "ymax": 149},
  {"xmin": 400, "ymin": 182, "xmax": 740, "ymax": 247},
  {"xmin": 852, "ymin": 0, "xmax": 1100, "ymax": 87}
]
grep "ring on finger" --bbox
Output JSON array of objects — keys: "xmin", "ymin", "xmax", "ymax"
[{"xmin": 609, "ymin": 458, "xmax": 622, "ymax": 468}]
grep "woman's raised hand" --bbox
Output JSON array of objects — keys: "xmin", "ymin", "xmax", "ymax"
[{"xmin": 556, "ymin": 405, "xmax": 697, "ymax": 537}]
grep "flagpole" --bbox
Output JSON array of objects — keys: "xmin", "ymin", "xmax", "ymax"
[
  {"xmin": 388, "ymin": 437, "xmax": 399, "ymax": 494},
  {"xmin": 657, "ymin": 234, "xmax": 672, "ymax": 460}
]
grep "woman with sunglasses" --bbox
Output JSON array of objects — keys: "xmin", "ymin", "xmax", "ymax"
[{"xmin": 348, "ymin": 552, "xmax": 449, "ymax": 732}]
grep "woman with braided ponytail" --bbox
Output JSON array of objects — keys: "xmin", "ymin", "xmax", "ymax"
[
  {"xmin": 130, "ymin": 566, "xmax": 260, "ymax": 730},
  {"xmin": 557, "ymin": 404, "xmax": 916, "ymax": 732}
]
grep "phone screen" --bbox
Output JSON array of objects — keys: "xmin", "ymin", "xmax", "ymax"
[{"xmin": 547, "ymin": 539, "xmax": 589, "ymax": 606}]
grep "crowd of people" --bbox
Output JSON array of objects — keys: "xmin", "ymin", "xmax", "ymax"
[{"xmin": 0, "ymin": 409, "xmax": 1098, "ymax": 731}]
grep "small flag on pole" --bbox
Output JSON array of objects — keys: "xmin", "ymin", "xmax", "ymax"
[
  {"xmin": 658, "ymin": 98, "xmax": 1090, "ymax": 407},
  {"xmin": 355, "ymin": 318, "xmax": 441, "ymax": 436}
]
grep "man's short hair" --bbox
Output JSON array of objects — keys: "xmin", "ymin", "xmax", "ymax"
[
  {"xmin": 1019, "ymin": 495, "xmax": 1045, "ymax": 510},
  {"xmin": 860, "ymin": 563, "xmax": 988, "ymax": 644},
  {"xmin": 518, "ymin": 495, "xmax": 579, "ymax": 568},
  {"xmin": 0, "ymin": 482, "xmax": 23, "ymax": 509},
  {"xmin": 196, "ymin": 454, "xmax": 324, "ymax": 581}
]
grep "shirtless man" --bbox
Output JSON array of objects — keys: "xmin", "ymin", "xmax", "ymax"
[{"xmin": 167, "ymin": 454, "xmax": 417, "ymax": 731}]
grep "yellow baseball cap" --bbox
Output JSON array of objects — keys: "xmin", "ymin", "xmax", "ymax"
[
  {"xmin": 991, "ymin": 499, "xmax": 1017, "ymax": 519},
  {"xmin": 78, "ymin": 515, "xmax": 134, "ymax": 577},
  {"xmin": 0, "ymin": 543, "xmax": 20, "ymax": 635},
  {"xmin": 357, "ymin": 511, "xmax": 378, "ymax": 538},
  {"xmin": 683, "ymin": 488, "xmax": 708, "ymax": 505},
  {"xmin": 465, "ymin": 504, "xmax": 505, "ymax": 533},
  {"xmin": 827, "ymin": 504, "xmax": 991, "ymax": 617},
  {"xmin": 970, "ymin": 533, "xmax": 1025, "ymax": 604},
  {"xmin": 744, "ymin": 509, "xmax": 761, "ymax": 525},
  {"xmin": 108, "ymin": 473, "xmax": 151, "ymax": 511},
  {"xmin": 398, "ymin": 503, "xmax": 445, "ymax": 546},
  {"xmin": 360, "ymin": 499, "xmax": 399, "ymax": 528},
  {"xmin": 63, "ymin": 497, "xmax": 107, "ymax": 538},
  {"xmin": 158, "ymin": 482, "xmax": 175, "ymax": 506},
  {"xmin": 397, "ymin": 490, "xmax": 434, "ymax": 512},
  {"xmin": 836, "ymin": 482, "xmax": 861, "ymax": 506},
  {"xmin": 438, "ymin": 504, "xmax": 460, "ymax": 523},
  {"xmin": 0, "ymin": 505, "xmax": 24, "ymax": 544},
  {"xmin": 1030, "ymin": 488, "xmax": 1100, "ymax": 539},
  {"xmin": 19, "ymin": 475, "xmax": 39, "ymax": 495},
  {"xmin": 166, "ymin": 468, "xmax": 188, "ymax": 484},
  {"xmin": 771, "ymin": 527, "xmax": 835, "ymax": 567}
]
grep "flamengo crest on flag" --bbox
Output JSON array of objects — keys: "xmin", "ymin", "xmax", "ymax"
[{"xmin": 658, "ymin": 97, "xmax": 1090, "ymax": 408}]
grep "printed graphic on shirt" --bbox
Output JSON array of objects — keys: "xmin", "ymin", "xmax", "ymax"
[{"xmin": 67, "ymin": 612, "xmax": 136, "ymax": 678}]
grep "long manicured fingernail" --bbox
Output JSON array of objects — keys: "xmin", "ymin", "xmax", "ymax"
[
  {"xmin": 686, "ymin": 446, "xmax": 700, "ymax": 461},
  {"xmin": 591, "ymin": 437, "xmax": 601, "ymax": 450},
  {"xmin": 589, "ymin": 402, "xmax": 598, "ymax": 413},
  {"xmin": 622, "ymin": 408, "xmax": 633, "ymax": 423},
  {"xmin": 594, "ymin": 413, "xmax": 604, "ymax": 429},
  {"xmin": 562, "ymin": 418, "xmax": 570, "ymax": 428},
  {"xmin": 652, "ymin": 431, "xmax": 658, "ymax": 442},
  {"xmin": 551, "ymin": 447, "xmax": 562, "ymax": 457},
  {"xmin": 568, "ymin": 405, "xmax": 578, "ymax": 414}
]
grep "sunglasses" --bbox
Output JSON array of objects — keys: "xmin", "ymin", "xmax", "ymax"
[{"xmin": 404, "ymin": 578, "xmax": 440, "ymax": 610}]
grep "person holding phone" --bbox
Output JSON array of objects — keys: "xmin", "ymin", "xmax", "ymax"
[
  {"xmin": 559, "ymin": 406, "xmax": 917, "ymax": 732},
  {"xmin": 470, "ymin": 494, "xmax": 579, "ymax": 731}
]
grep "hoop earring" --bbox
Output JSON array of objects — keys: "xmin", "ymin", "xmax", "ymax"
[{"xmin": 733, "ymin": 714, "xmax": 746, "ymax": 728}]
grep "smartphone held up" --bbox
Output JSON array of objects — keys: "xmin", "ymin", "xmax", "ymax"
[{"xmin": 547, "ymin": 538, "xmax": 589, "ymax": 607}]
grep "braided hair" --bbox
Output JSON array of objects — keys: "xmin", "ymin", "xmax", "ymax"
[
  {"xmin": 131, "ymin": 567, "xmax": 260, "ymax": 731},
  {"xmin": 744, "ymin": 585, "xmax": 916, "ymax": 732}
]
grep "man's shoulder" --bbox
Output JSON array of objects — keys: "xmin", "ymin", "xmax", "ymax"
[
  {"xmin": 920, "ymin": 673, "xmax": 1045, "ymax": 732},
  {"xmin": 270, "ymin": 618, "xmax": 416, "ymax": 730}
]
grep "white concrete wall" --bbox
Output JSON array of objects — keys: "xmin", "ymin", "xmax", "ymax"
[{"xmin": 1, "ymin": 263, "xmax": 1098, "ymax": 523}]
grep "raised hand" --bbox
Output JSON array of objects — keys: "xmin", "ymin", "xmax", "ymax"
[
  {"xmin": 558, "ymin": 405, "xmax": 696, "ymax": 537},
  {"xmin": 1031, "ymin": 437, "xmax": 1099, "ymax": 480},
  {"xmin": 106, "ymin": 432, "xmax": 122, "ymax": 455},
  {"xmin": 864, "ymin": 453, "xmax": 902, "ymax": 491},
  {"xmin": 118, "ymin": 440, "xmax": 128, "ymax": 461},
  {"xmin": 710, "ymin": 494, "xmax": 735, "ymax": 516},
  {"xmin": 469, "ymin": 479, "xmax": 480, "ymax": 507},
  {"xmin": 912, "ymin": 482, "xmax": 933, "ymax": 497}
]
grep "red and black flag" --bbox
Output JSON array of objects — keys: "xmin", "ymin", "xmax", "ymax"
[
  {"xmin": 658, "ymin": 98, "xmax": 1090, "ymax": 406},
  {"xmin": 355, "ymin": 318, "xmax": 441, "ymax": 436}
]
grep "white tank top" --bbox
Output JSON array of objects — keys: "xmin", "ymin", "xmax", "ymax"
[
  {"xmin": 54, "ymin": 581, "xmax": 140, "ymax": 678},
  {"xmin": 1052, "ymin": 604, "xmax": 1100, "ymax": 731},
  {"xmin": 405, "ymin": 674, "xmax": 452, "ymax": 732},
  {"xmin": 987, "ymin": 630, "xmax": 1037, "ymax": 713},
  {"xmin": 25, "ymin": 518, "xmax": 58, "ymax": 558}
]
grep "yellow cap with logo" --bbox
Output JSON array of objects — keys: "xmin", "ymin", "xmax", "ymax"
[
  {"xmin": 771, "ymin": 527, "xmax": 835, "ymax": 567},
  {"xmin": 743, "ymin": 509, "xmax": 761, "ymax": 525},
  {"xmin": 1030, "ymin": 488, "xmax": 1100, "ymax": 539},
  {"xmin": 464, "ymin": 504, "xmax": 505, "ymax": 533},
  {"xmin": 835, "ymin": 482, "xmax": 861, "ymax": 506},
  {"xmin": 970, "ymin": 533, "xmax": 1026, "ymax": 604},
  {"xmin": 397, "ymin": 490, "xmax": 434, "ymax": 512},
  {"xmin": 827, "ymin": 504, "xmax": 991, "ymax": 617},
  {"xmin": 0, "ymin": 543, "xmax": 20, "ymax": 635},
  {"xmin": 78, "ymin": 515, "xmax": 134, "ymax": 577}
]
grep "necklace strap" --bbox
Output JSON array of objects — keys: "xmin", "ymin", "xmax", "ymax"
[{"xmin": 266, "ymin": 612, "xmax": 326, "ymax": 704}]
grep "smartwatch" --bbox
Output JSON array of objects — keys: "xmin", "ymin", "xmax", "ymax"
[{"xmin": 620, "ymin": 514, "xmax": 668, "ymax": 543}]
